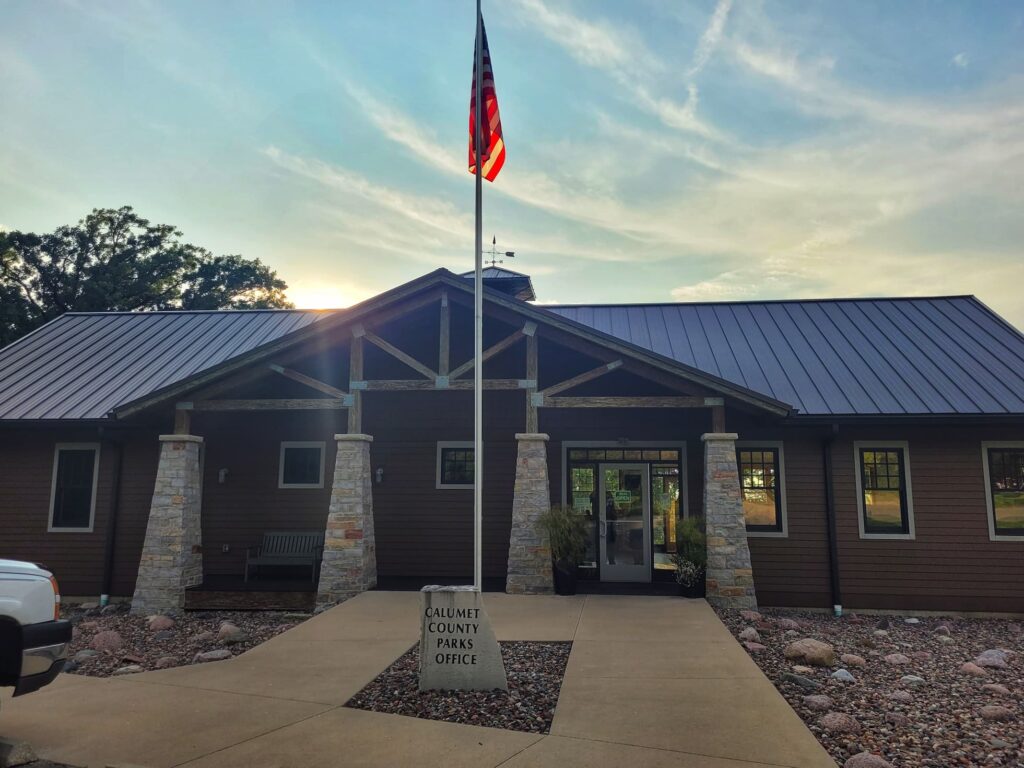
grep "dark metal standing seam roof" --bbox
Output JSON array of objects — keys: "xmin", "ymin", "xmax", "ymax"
[
  {"xmin": 1, "ymin": 293, "xmax": 1023, "ymax": 420},
  {"xmin": 0, "ymin": 310, "xmax": 332, "ymax": 420},
  {"xmin": 547, "ymin": 296, "xmax": 1024, "ymax": 416}
]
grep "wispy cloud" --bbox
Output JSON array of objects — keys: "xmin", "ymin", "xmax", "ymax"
[
  {"xmin": 688, "ymin": 0, "xmax": 732, "ymax": 78},
  {"xmin": 952, "ymin": 52, "xmax": 969, "ymax": 69},
  {"xmin": 506, "ymin": 0, "xmax": 722, "ymax": 140}
]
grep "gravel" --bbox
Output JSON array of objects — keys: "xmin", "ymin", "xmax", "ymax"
[
  {"xmin": 346, "ymin": 641, "xmax": 572, "ymax": 733},
  {"xmin": 63, "ymin": 603, "xmax": 308, "ymax": 677},
  {"xmin": 718, "ymin": 609, "xmax": 1023, "ymax": 767}
]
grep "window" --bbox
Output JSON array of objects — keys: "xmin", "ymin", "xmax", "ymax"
[
  {"xmin": 855, "ymin": 442, "xmax": 914, "ymax": 538},
  {"xmin": 278, "ymin": 442, "xmax": 325, "ymax": 488},
  {"xmin": 982, "ymin": 443, "xmax": 1024, "ymax": 539},
  {"xmin": 737, "ymin": 443, "xmax": 787, "ymax": 536},
  {"xmin": 49, "ymin": 444, "xmax": 100, "ymax": 532},
  {"xmin": 437, "ymin": 442, "xmax": 474, "ymax": 489}
]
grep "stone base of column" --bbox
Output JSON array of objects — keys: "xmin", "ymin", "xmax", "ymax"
[
  {"xmin": 702, "ymin": 432, "xmax": 758, "ymax": 610},
  {"xmin": 506, "ymin": 433, "xmax": 553, "ymax": 595},
  {"xmin": 131, "ymin": 435, "xmax": 204, "ymax": 615},
  {"xmin": 316, "ymin": 434, "xmax": 377, "ymax": 610}
]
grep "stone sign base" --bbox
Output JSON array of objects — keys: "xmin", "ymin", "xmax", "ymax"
[{"xmin": 418, "ymin": 586, "xmax": 508, "ymax": 692}]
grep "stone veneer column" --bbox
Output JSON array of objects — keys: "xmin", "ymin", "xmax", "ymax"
[
  {"xmin": 702, "ymin": 432, "xmax": 758, "ymax": 609},
  {"xmin": 506, "ymin": 433, "xmax": 553, "ymax": 595},
  {"xmin": 316, "ymin": 433, "xmax": 377, "ymax": 609},
  {"xmin": 131, "ymin": 435, "xmax": 204, "ymax": 615}
]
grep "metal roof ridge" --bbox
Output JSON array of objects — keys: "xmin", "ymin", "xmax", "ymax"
[{"xmin": 545, "ymin": 295, "xmax": 978, "ymax": 309}]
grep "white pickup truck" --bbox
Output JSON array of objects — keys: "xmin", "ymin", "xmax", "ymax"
[{"xmin": 0, "ymin": 559, "xmax": 72, "ymax": 696}]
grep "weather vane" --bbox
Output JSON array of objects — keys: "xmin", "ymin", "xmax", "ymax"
[{"xmin": 485, "ymin": 235, "xmax": 515, "ymax": 268}]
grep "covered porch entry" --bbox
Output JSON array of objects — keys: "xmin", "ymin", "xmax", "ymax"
[{"xmin": 119, "ymin": 270, "xmax": 784, "ymax": 614}]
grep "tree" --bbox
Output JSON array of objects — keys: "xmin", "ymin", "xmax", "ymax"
[{"xmin": 0, "ymin": 206, "xmax": 292, "ymax": 345}]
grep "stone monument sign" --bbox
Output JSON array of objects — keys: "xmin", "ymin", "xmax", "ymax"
[{"xmin": 418, "ymin": 585, "xmax": 508, "ymax": 691}]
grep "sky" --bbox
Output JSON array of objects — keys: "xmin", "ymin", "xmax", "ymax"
[{"xmin": 2, "ymin": 0, "xmax": 1023, "ymax": 324}]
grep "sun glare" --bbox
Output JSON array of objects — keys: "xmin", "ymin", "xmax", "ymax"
[{"xmin": 287, "ymin": 283, "xmax": 354, "ymax": 310}]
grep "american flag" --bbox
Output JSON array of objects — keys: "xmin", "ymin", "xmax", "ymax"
[{"xmin": 469, "ymin": 17, "xmax": 505, "ymax": 182}]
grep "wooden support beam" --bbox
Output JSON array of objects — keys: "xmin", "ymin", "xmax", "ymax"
[
  {"xmin": 173, "ymin": 406, "xmax": 191, "ymax": 434},
  {"xmin": 348, "ymin": 334, "xmax": 363, "ymax": 433},
  {"xmin": 540, "ymin": 396, "xmax": 715, "ymax": 409},
  {"xmin": 711, "ymin": 403, "xmax": 726, "ymax": 432},
  {"xmin": 449, "ymin": 326, "xmax": 527, "ymax": 379},
  {"xmin": 438, "ymin": 291, "xmax": 450, "ymax": 378},
  {"xmin": 268, "ymin": 364, "xmax": 348, "ymax": 398},
  {"xmin": 362, "ymin": 329, "xmax": 438, "ymax": 381},
  {"xmin": 540, "ymin": 359, "xmax": 623, "ymax": 397},
  {"xmin": 190, "ymin": 399, "xmax": 347, "ymax": 411},
  {"xmin": 525, "ymin": 332, "xmax": 538, "ymax": 432},
  {"xmin": 354, "ymin": 379, "xmax": 525, "ymax": 391}
]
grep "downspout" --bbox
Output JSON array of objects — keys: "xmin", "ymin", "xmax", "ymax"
[
  {"xmin": 822, "ymin": 424, "xmax": 842, "ymax": 616},
  {"xmin": 100, "ymin": 432, "xmax": 124, "ymax": 607}
]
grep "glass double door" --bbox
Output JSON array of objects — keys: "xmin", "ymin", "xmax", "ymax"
[{"xmin": 598, "ymin": 464, "xmax": 651, "ymax": 582}]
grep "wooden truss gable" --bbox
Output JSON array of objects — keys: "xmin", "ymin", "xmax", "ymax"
[{"xmin": 171, "ymin": 284, "xmax": 743, "ymax": 435}]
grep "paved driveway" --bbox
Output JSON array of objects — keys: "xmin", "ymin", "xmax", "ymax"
[{"xmin": 0, "ymin": 593, "xmax": 835, "ymax": 768}]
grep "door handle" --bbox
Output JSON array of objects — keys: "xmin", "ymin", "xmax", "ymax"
[{"xmin": 599, "ymin": 520, "xmax": 607, "ymax": 538}]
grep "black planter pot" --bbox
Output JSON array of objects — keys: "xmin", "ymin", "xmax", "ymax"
[
  {"xmin": 679, "ymin": 573, "xmax": 707, "ymax": 599},
  {"xmin": 552, "ymin": 559, "xmax": 578, "ymax": 595}
]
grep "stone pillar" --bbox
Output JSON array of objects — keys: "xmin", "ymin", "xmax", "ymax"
[
  {"xmin": 506, "ymin": 433, "xmax": 553, "ymax": 595},
  {"xmin": 316, "ymin": 434, "xmax": 377, "ymax": 609},
  {"xmin": 702, "ymin": 432, "xmax": 758, "ymax": 609},
  {"xmin": 131, "ymin": 435, "xmax": 203, "ymax": 615}
]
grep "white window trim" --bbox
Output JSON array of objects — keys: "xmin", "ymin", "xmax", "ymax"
[
  {"xmin": 980, "ymin": 441, "xmax": 1024, "ymax": 542},
  {"xmin": 559, "ymin": 440, "xmax": 688, "ymax": 511},
  {"xmin": 278, "ymin": 441, "xmax": 326, "ymax": 489},
  {"xmin": 437, "ymin": 441, "xmax": 475, "ymax": 490},
  {"xmin": 48, "ymin": 442, "xmax": 101, "ymax": 533},
  {"xmin": 854, "ymin": 440, "xmax": 915, "ymax": 540},
  {"xmin": 736, "ymin": 440, "xmax": 788, "ymax": 538}
]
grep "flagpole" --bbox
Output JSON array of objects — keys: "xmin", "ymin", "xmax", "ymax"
[{"xmin": 473, "ymin": 0, "xmax": 484, "ymax": 593}]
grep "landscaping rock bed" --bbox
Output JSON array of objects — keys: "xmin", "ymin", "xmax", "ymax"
[
  {"xmin": 63, "ymin": 602, "xmax": 308, "ymax": 677},
  {"xmin": 719, "ymin": 608, "xmax": 1023, "ymax": 767},
  {"xmin": 346, "ymin": 641, "xmax": 572, "ymax": 733}
]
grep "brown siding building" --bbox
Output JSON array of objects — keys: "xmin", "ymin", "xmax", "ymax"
[{"xmin": 1, "ymin": 268, "xmax": 1022, "ymax": 614}]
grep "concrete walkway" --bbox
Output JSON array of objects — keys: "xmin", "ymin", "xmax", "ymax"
[{"xmin": 0, "ymin": 593, "xmax": 835, "ymax": 768}]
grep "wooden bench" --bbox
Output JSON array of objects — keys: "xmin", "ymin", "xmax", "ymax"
[{"xmin": 245, "ymin": 531, "xmax": 324, "ymax": 583}]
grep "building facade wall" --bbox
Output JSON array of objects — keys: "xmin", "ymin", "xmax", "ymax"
[
  {"xmin": 3, "ymin": 415, "xmax": 1023, "ymax": 612},
  {"xmin": 0, "ymin": 427, "xmax": 158, "ymax": 597}
]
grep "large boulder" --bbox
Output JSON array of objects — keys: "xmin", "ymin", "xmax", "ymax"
[
  {"xmin": 90, "ymin": 630, "xmax": 123, "ymax": 652},
  {"xmin": 802, "ymin": 694, "xmax": 833, "ymax": 711},
  {"xmin": 832, "ymin": 668, "xmax": 856, "ymax": 683},
  {"xmin": 217, "ymin": 622, "xmax": 243, "ymax": 641},
  {"xmin": 738, "ymin": 627, "xmax": 761, "ymax": 643},
  {"xmin": 845, "ymin": 753, "xmax": 894, "ymax": 768},
  {"xmin": 820, "ymin": 712, "xmax": 862, "ymax": 735},
  {"xmin": 980, "ymin": 705, "xmax": 1013, "ymax": 721},
  {"xmin": 781, "ymin": 672, "xmax": 820, "ymax": 691},
  {"xmin": 194, "ymin": 649, "xmax": 233, "ymax": 663},
  {"xmin": 960, "ymin": 662, "xmax": 988, "ymax": 677},
  {"xmin": 148, "ymin": 614, "xmax": 175, "ymax": 632},
  {"xmin": 975, "ymin": 649, "xmax": 1010, "ymax": 668},
  {"xmin": 784, "ymin": 638, "xmax": 835, "ymax": 667}
]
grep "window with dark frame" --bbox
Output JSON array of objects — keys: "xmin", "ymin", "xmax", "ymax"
[
  {"xmin": 440, "ymin": 446, "xmax": 474, "ymax": 486},
  {"xmin": 859, "ymin": 447, "xmax": 910, "ymax": 535},
  {"xmin": 987, "ymin": 448, "xmax": 1024, "ymax": 537},
  {"xmin": 737, "ymin": 448, "xmax": 782, "ymax": 532},
  {"xmin": 280, "ymin": 444, "xmax": 323, "ymax": 487},
  {"xmin": 51, "ymin": 447, "xmax": 97, "ymax": 530}
]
